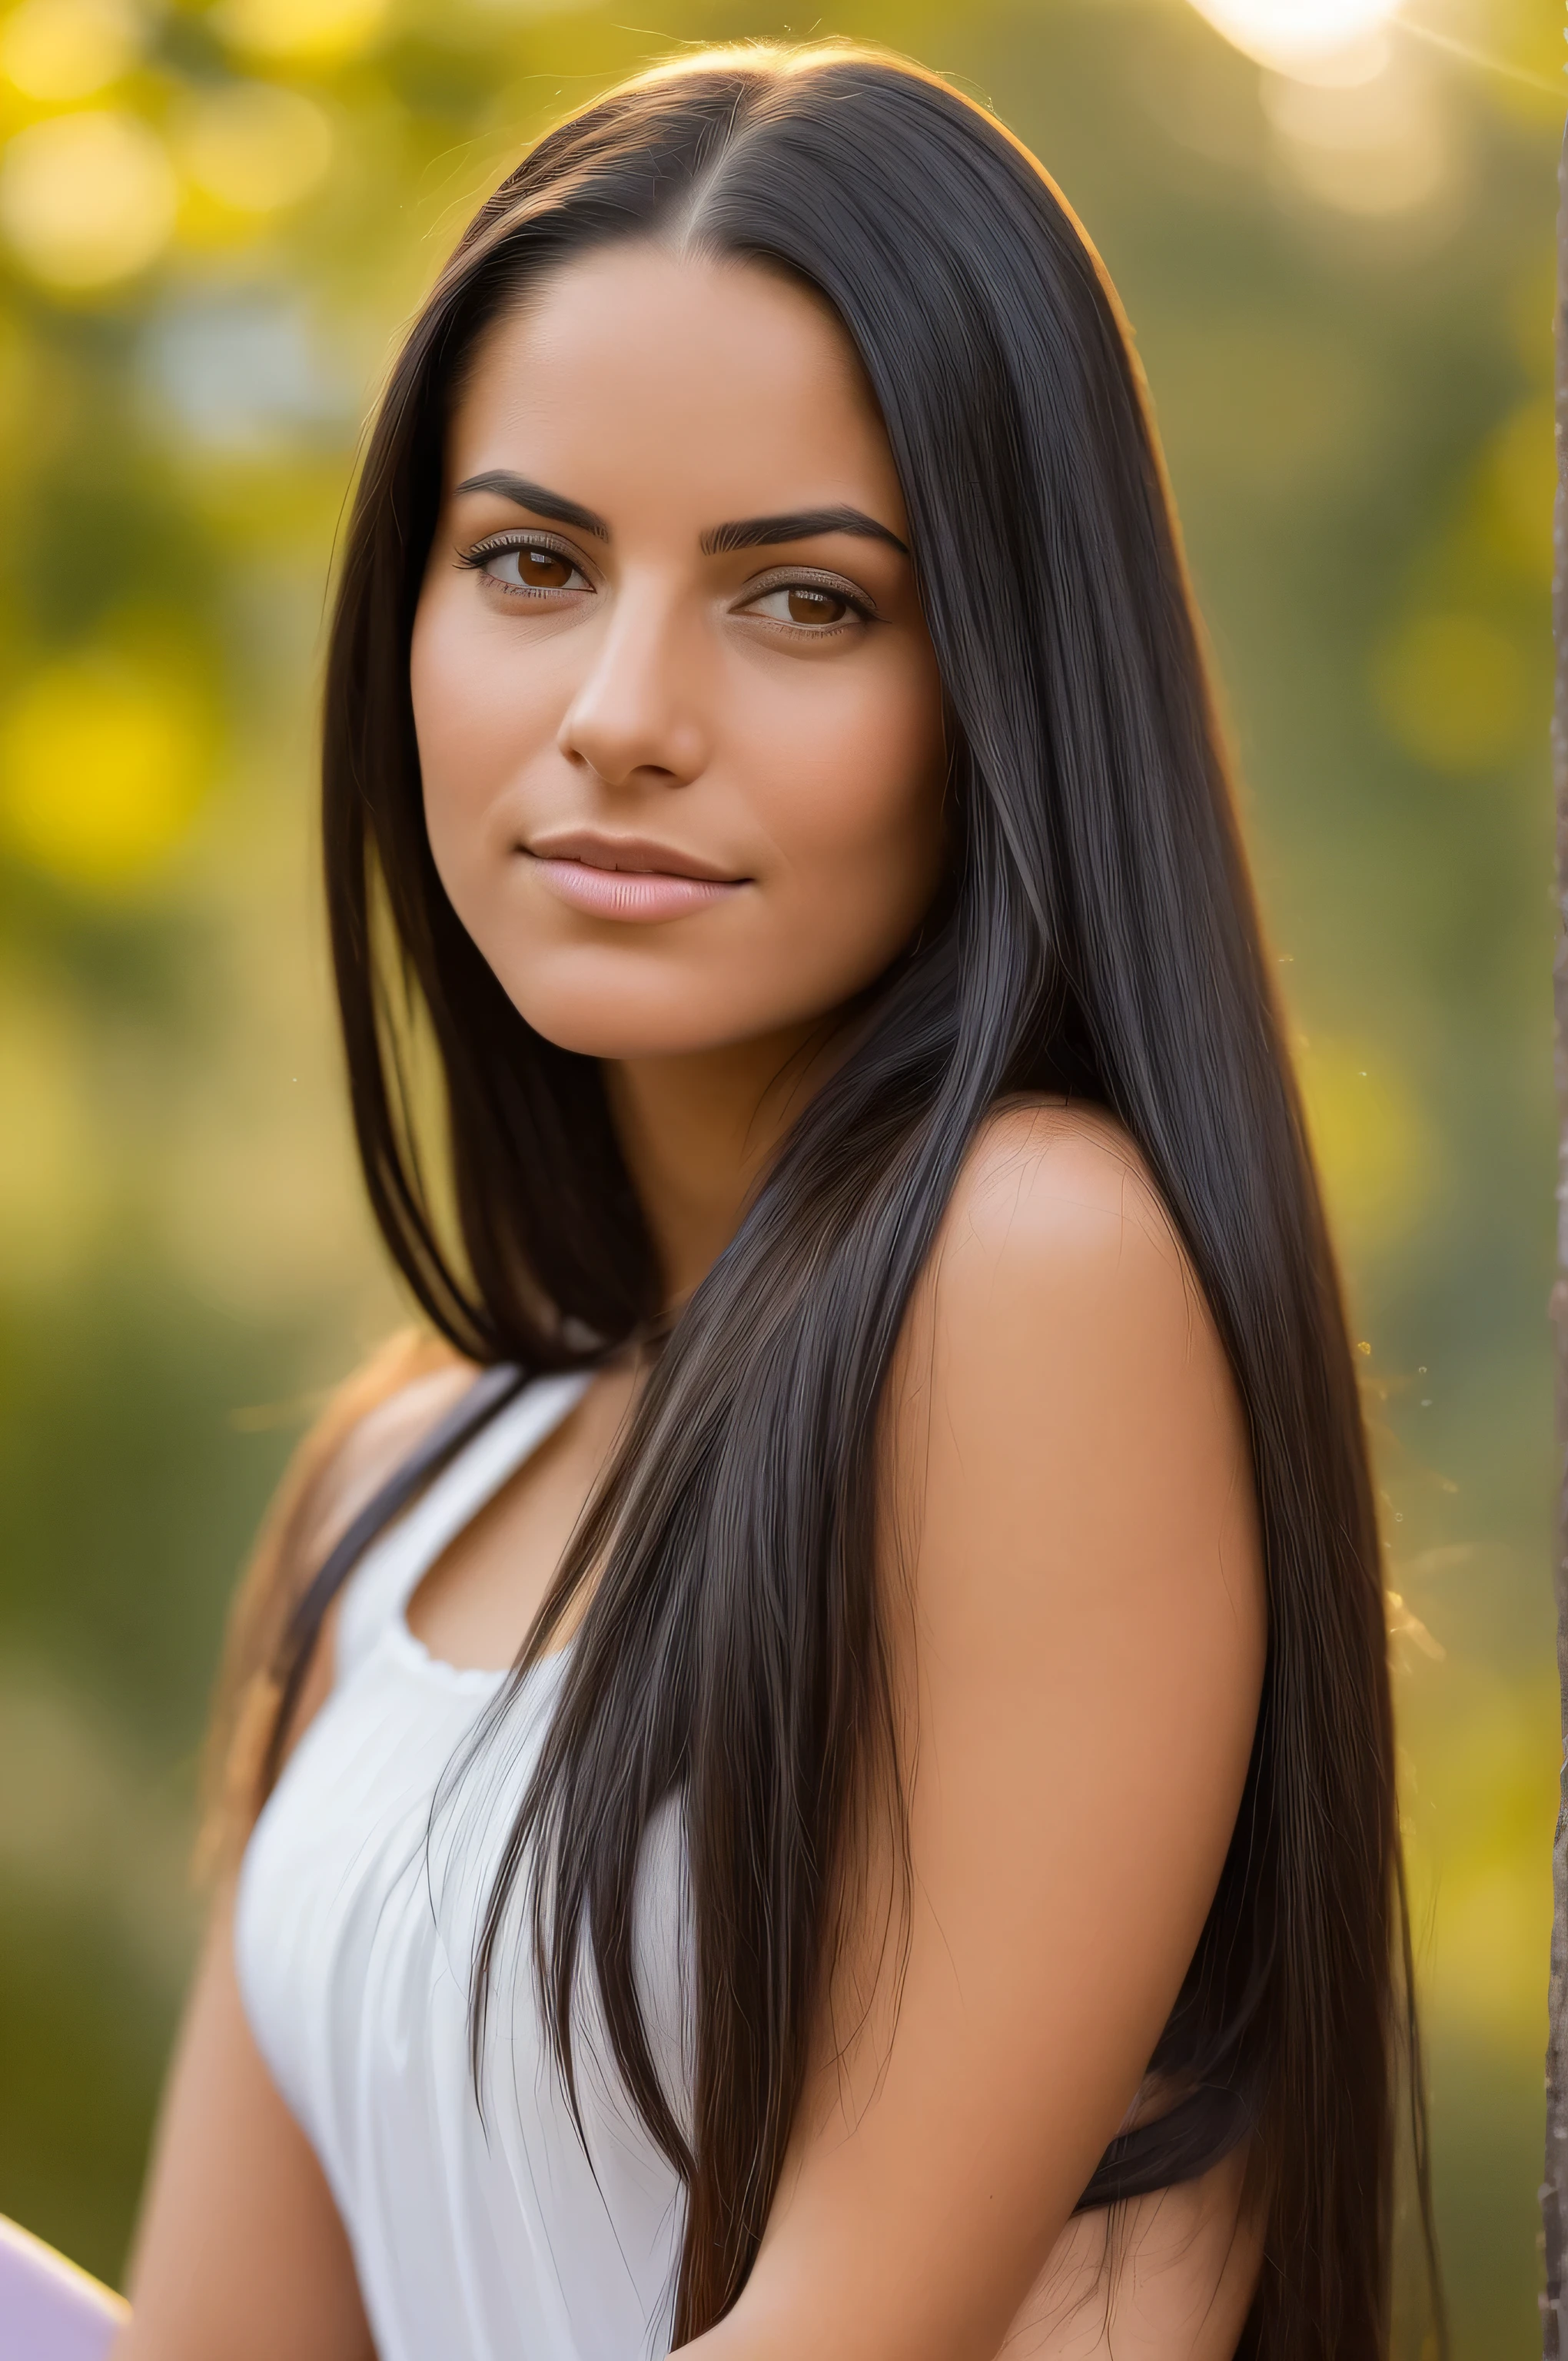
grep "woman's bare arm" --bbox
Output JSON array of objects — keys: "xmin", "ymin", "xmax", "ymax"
[
  {"xmin": 681, "ymin": 1104, "xmax": 1267, "ymax": 2361},
  {"xmin": 114, "ymin": 1894, "xmax": 374, "ymax": 2361},
  {"xmin": 115, "ymin": 1352, "xmax": 473, "ymax": 2359}
]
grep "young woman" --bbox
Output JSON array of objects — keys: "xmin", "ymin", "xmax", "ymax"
[{"xmin": 116, "ymin": 42, "xmax": 1433, "ymax": 2361}]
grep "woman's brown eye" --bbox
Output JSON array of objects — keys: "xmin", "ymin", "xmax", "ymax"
[
  {"xmin": 519, "ymin": 546, "xmax": 571, "ymax": 587},
  {"xmin": 528, "ymin": 549, "xmax": 569, "ymax": 586},
  {"xmin": 738, "ymin": 579, "xmax": 868, "ymax": 630},
  {"xmin": 786, "ymin": 586, "xmax": 846, "ymax": 625},
  {"xmin": 480, "ymin": 543, "xmax": 585, "ymax": 592}
]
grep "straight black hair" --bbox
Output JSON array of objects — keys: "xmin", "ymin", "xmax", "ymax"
[{"xmin": 288, "ymin": 42, "xmax": 1437, "ymax": 2357}]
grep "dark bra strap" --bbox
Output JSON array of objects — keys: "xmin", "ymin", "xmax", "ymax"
[{"xmin": 259, "ymin": 1360, "xmax": 530, "ymax": 1795}]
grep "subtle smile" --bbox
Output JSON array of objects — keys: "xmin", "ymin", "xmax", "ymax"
[{"xmin": 524, "ymin": 833, "xmax": 750, "ymax": 925}]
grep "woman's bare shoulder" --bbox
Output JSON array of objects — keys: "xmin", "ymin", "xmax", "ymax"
[
  {"xmin": 891, "ymin": 1092, "xmax": 1258, "ymax": 1658},
  {"xmin": 202, "ymin": 1330, "xmax": 479, "ymax": 1865},
  {"xmin": 894, "ymin": 1096, "xmax": 1212, "ymax": 1406},
  {"xmin": 294, "ymin": 1337, "xmax": 478, "ymax": 1573},
  {"xmin": 940, "ymin": 1096, "xmax": 1191, "ymax": 1287}
]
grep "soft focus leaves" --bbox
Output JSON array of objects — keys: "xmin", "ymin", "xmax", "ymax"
[
  {"xmin": 1374, "ymin": 613, "xmax": 1530, "ymax": 771},
  {"xmin": 174, "ymin": 82, "xmax": 334, "ymax": 216},
  {"xmin": 1297, "ymin": 1034, "xmax": 1440, "ymax": 1253},
  {"xmin": 0, "ymin": 0, "xmax": 145, "ymax": 105},
  {"xmin": 216, "ymin": 0, "xmax": 390, "ymax": 65},
  {"xmin": 1, "ymin": 638, "xmax": 215, "ymax": 885},
  {"xmin": 0, "ymin": 109, "xmax": 174, "ymax": 285}
]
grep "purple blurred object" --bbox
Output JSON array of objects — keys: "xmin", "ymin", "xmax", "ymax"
[{"xmin": 0, "ymin": 2216, "xmax": 127, "ymax": 2361}]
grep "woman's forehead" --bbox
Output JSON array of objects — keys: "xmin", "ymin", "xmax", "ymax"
[{"xmin": 447, "ymin": 246, "xmax": 905, "ymax": 536}]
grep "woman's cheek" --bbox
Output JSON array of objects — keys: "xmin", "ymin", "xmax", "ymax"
[
  {"xmin": 765, "ymin": 696, "xmax": 943, "ymax": 900},
  {"xmin": 417, "ymin": 628, "xmax": 550, "ymax": 841},
  {"xmin": 411, "ymin": 599, "xmax": 480, "ymax": 818}
]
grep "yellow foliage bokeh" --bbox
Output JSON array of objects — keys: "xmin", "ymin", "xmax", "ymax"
[
  {"xmin": 0, "ymin": 645, "xmax": 214, "ymax": 890},
  {"xmin": 175, "ymin": 82, "xmax": 334, "ymax": 218},
  {"xmin": 0, "ymin": 0, "xmax": 143, "ymax": 106},
  {"xmin": 0, "ymin": 976, "xmax": 107, "ymax": 1285},
  {"xmin": 1480, "ymin": 393, "xmax": 1555, "ymax": 589},
  {"xmin": 0, "ymin": 107, "xmax": 174, "ymax": 287},
  {"xmin": 1296, "ymin": 1035, "xmax": 1436, "ymax": 1253},
  {"xmin": 216, "ymin": 0, "xmax": 390, "ymax": 65},
  {"xmin": 1372, "ymin": 610, "xmax": 1528, "ymax": 772}
]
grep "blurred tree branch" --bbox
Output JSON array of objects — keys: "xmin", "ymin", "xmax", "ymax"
[{"xmin": 1543, "ymin": 108, "xmax": 1568, "ymax": 2361}]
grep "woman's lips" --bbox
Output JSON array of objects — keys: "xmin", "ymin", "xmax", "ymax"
[{"xmin": 528, "ymin": 854, "xmax": 744, "ymax": 924}]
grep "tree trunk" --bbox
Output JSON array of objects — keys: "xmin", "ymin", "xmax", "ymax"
[{"xmin": 1543, "ymin": 118, "xmax": 1568, "ymax": 2361}]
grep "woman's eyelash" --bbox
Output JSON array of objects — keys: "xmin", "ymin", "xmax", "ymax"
[
  {"xmin": 741, "ymin": 569, "xmax": 879, "ymax": 622},
  {"xmin": 456, "ymin": 531, "xmax": 581, "ymax": 572},
  {"xmin": 454, "ymin": 540, "xmax": 876, "ymax": 624}
]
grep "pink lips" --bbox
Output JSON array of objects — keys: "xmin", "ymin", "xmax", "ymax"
[{"xmin": 527, "ymin": 842, "xmax": 746, "ymax": 924}]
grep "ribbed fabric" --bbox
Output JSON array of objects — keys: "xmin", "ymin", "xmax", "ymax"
[{"xmin": 235, "ymin": 1373, "xmax": 690, "ymax": 2361}]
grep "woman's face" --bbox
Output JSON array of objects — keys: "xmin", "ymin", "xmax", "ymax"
[{"xmin": 411, "ymin": 243, "xmax": 948, "ymax": 1062}]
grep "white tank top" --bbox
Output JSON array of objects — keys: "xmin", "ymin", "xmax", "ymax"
[{"xmin": 234, "ymin": 1371, "xmax": 692, "ymax": 2361}]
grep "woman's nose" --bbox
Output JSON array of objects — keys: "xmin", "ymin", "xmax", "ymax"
[{"xmin": 556, "ymin": 586, "xmax": 708, "ymax": 790}]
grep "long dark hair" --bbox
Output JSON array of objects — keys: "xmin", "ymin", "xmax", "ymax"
[{"xmin": 301, "ymin": 42, "xmax": 1432, "ymax": 2357}]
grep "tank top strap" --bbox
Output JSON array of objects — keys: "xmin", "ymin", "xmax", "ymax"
[{"xmin": 334, "ymin": 1369, "xmax": 593, "ymax": 1688}]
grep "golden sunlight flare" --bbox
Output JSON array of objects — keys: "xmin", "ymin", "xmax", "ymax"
[{"xmin": 1184, "ymin": 0, "xmax": 1401, "ymax": 81}]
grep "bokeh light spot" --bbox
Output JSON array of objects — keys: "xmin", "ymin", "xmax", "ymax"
[
  {"xmin": 1261, "ymin": 62, "xmax": 1450, "ymax": 217},
  {"xmin": 1185, "ymin": 0, "xmax": 1398, "ymax": 80},
  {"xmin": 0, "ymin": 0, "xmax": 144, "ymax": 103},
  {"xmin": 0, "ymin": 110, "xmax": 175, "ymax": 288},
  {"xmin": 0, "ymin": 978, "xmax": 107, "ymax": 1286},
  {"xmin": 216, "ymin": 0, "xmax": 388, "ymax": 64},
  {"xmin": 177, "ymin": 82, "xmax": 334, "ymax": 215},
  {"xmin": 0, "ymin": 647, "xmax": 212, "ymax": 889},
  {"xmin": 1373, "ymin": 613, "xmax": 1526, "ymax": 772},
  {"xmin": 1480, "ymin": 394, "xmax": 1555, "ymax": 589},
  {"xmin": 1297, "ymin": 1037, "xmax": 1434, "ymax": 1251}
]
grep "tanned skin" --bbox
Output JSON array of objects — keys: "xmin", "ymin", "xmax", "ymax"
[{"xmin": 119, "ymin": 247, "xmax": 1264, "ymax": 2361}]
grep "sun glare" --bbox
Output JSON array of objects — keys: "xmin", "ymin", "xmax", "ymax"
[{"xmin": 1185, "ymin": 0, "xmax": 1401, "ymax": 79}]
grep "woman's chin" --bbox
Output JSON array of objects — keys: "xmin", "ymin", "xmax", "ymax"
[{"xmin": 507, "ymin": 988, "xmax": 793, "ymax": 1065}]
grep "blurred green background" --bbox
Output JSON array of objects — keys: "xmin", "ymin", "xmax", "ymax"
[{"xmin": 0, "ymin": 0, "xmax": 1556, "ymax": 2348}]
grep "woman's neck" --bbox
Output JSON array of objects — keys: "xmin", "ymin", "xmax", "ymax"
[{"xmin": 603, "ymin": 1022, "xmax": 839, "ymax": 1309}]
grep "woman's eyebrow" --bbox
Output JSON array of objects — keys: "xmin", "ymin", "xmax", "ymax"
[
  {"xmin": 451, "ymin": 479, "xmax": 909, "ymax": 560},
  {"xmin": 702, "ymin": 506, "xmax": 910, "ymax": 557},
  {"xmin": 453, "ymin": 470, "xmax": 610, "ymax": 540}
]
